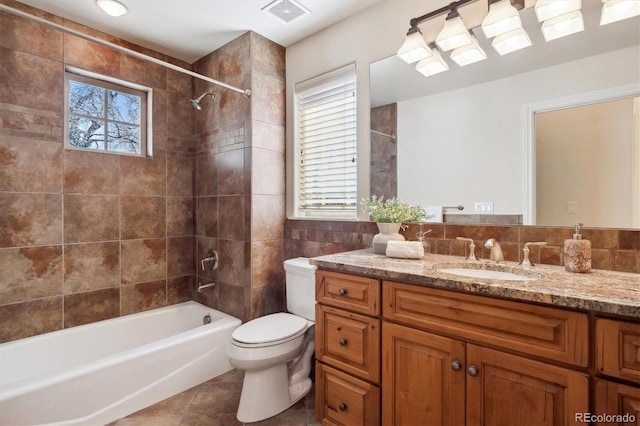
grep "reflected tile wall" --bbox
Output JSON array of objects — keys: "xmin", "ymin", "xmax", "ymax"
[{"xmin": 0, "ymin": 1, "xmax": 195, "ymax": 343}]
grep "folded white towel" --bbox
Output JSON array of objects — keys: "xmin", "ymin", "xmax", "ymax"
[{"xmin": 386, "ymin": 240, "xmax": 424, "ymax": 259}]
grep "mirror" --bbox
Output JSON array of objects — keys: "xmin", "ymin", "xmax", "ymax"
[{"xmin": 370, "ymin": 1, "xmax": 640, "ymax": 228}]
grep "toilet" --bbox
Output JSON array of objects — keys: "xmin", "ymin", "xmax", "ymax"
[{"xmin": 227, "ymin": 257, "xmax": 316, "ymax": 423}]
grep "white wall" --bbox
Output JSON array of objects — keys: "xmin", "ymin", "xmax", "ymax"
[{"xmin": 397, "ymin": 46, "xmax": 640, "ymax": 216}]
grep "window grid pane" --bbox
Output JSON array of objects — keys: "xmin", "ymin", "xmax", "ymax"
[{"xmin": 65, "ymin": 70, "xmax": 147, "ymax": 157}]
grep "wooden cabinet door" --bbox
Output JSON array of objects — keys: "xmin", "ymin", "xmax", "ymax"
[
  {"xmin": 466, "ymin": 344, "xmax": 589, "ymax": 426},
  {"xmin": 382, "ymin": 322, "xmax": 465, "ymax": 426},
  {"xmin": 594, "ymin": 379, "xmax": 640, "ymax": 426},
  {"xmin": 597, "ymin": 318, "xmax": 640, "ymax": 384}
]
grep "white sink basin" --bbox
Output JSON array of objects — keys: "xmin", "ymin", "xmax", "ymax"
[{"xmin": 439, "ymin": 268, "xmax": 536, "ymax": 281}]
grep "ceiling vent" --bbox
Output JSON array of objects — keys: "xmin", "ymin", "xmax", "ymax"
[{"xmin": 262, "ymin": 0, "xmax": 310, "ymax": 24}]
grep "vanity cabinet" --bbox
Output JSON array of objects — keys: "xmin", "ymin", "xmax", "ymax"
[
  {"xmin": 382, "ymin": 281, "xmax": 589, "ymax": 426},
  {"xmin": 315, "ymin": 270, "xmax": 381, "ymax": 425},
  {"xmin": 315, "ymin": 268, "xmax": 636, "ymax": 426}
]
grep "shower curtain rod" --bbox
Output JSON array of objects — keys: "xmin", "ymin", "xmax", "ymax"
[{"xmin": 0, "ymin": 3, "xmax": 251, "ymax": 98}]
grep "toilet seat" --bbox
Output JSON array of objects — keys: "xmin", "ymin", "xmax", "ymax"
[{"xmin": 231, "ymin": 313, "xmax": 309, "ymax": 348}]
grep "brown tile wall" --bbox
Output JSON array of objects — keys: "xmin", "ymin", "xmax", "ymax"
[
  {"xmin": 285, "ymin": 220, "xmax": 640, "ymax": 274},
  {"xmin": 192, "ymin": 32, "xmax": 286, "ymax": 322},
  {"xmin": 0, "ymin": 0, "xmax": 195, "ymax": 342}
]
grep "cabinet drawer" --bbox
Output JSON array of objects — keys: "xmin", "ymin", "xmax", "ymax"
[
  {"xmin": 383, "ymin": 281, "xmax": 589, "ymax": 367},
  {"xmin": 316, "ymin": 270, "xmax": 380, "ymax": 315},
  {"xmin": 315, "ymin": 362, "xmax": 380, "ymax": 426},
  {"xmin": 316, "ymin": 304, "xmax": 381, "ymax": 383},
  {"xmin": 596, "ymin": 318, "xmax": 640, "ymax": 384}
]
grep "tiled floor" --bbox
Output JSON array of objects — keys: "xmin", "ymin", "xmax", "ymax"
[{"xmin": 110, "ymin": 369, "xmax": 320, "ymax": 426}]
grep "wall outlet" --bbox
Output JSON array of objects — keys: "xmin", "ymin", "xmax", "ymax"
[
  {"xmin": 474, "ymin": 201, "xmax": 493, "ymax": 214},
  {"xmin": 567, "ymin": 201, "xmax": 577, "ymax": 214}
]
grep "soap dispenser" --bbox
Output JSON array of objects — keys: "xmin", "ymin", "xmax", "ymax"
[{"xmin": 563, "ymin": 223, "xmax": 591, "ymax": 273}]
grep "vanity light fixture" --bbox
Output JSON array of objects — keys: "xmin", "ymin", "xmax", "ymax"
[
  {"xmin": 435, "ymin": 9, "xmax": 473, "ymax": 51},
  {"xmin": 534, "ymin": 0, "xmax": 581, "ymax": 22},
  {"xmin": 481, "ymin": 0, "xmax": 525, "ymax": 39},
  {"xmin": 397, "ymin": 26, "xmax": 432, "ymax": 64},
  {"xmin": 450, "ymin": 35, "xmax": 487, "ymax": 66},
  {"xmin": 396, "ymin": 0, "xmax": 478, "ymax": 77},
  {"xmin": 600, "ymin": 0, "xmax": 640, "ymax": 25},
  {"xmin": 492, "ymin": 27, "xmax": 532, "ymax": 55},
  {"xmin": 415, "ymin": 47, "xmax": 449, "ymax": 77},
  {"xmin": 96, "ymin": 0, "xmax": 128, "ymax": 17},
  {"xmin": 541, "ymin": 10, "xmax": 584, "ymax": 41}
]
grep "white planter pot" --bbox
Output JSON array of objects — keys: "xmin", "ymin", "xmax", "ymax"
[{"xmin": 372, "ymin": 223, "xmax": 405, "ymax": 254}]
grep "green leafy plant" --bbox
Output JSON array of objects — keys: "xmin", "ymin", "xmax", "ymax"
[{"xmin": 361, "ymin": 196, "xmax": 427, "ymax": 228}]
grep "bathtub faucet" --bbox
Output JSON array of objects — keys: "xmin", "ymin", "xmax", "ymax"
[
  {"xmin": 197, "ymin": 281, "xmax": 216, "ymax": 292},
  {"xmin": 201, "ymin": 249, "xmax": 219, "ymax": 271}
]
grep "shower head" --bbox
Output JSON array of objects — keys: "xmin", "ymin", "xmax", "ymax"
[{"xmin": 190, "ymin": 91, "xmax": 216, "ymax": 110}]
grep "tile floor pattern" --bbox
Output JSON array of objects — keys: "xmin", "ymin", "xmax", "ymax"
[{"xmin": 109, "ymin": 369, "xmax": 321, "ymax": 426}]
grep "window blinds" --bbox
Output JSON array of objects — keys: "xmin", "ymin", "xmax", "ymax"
[{"xmin": 295, "ymin": 64, "xmax": 357, "ymax": 217}]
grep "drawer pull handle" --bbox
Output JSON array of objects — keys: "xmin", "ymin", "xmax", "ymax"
[
  {"xmin": 467, "ymin": 365, "xmax": 479, "ymax": 377},
  {"xmin": 339, "ymin": 402, "xmax": 348, "ymax": 411},
  {"xmin": 451, "ymin": 360, "xmax": 462, "ymax": 371},
  {"xmin": 338, "ymin": 288, "xmax": 347, "ymax": 296},
  {"xmin": 339, "ymin": 338, "xmax": 348, "ymax": 346}
]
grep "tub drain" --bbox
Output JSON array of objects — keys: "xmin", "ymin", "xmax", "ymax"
[{"xmin": 203, "ymin": 314, "xmax": 212, "ymax": 325}]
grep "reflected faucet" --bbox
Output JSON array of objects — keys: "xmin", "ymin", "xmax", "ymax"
[
  {"xmin": 456, "ymin": 237, "xmax": 478, "ymax": 261},
  {"xmin": 484, "ymin": 239, "xmax": 505, "ymax": 264}
]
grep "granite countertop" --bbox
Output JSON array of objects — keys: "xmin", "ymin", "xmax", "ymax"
[{"xmin": 310, "ymin": 249, "xmax": 640, "ymax": 318}]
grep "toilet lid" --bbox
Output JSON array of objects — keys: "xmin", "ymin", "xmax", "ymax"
[{"xmin": 232, "ymin": 313, "xmax": 308, "ymax": 344}]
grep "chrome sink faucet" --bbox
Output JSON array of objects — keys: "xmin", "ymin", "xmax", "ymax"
[
  {"xmin": 456, "ymin": 237, "xmax": 478, "ymax": 261},
  {"xmin": 484, "ymin": 238, "xmax": 505, "ymax": 263},
  {"xmin": 520, "ymin": 242, "xmax": 547, "ymax": 267}
]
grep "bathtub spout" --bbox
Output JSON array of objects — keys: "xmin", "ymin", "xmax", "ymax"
[{"xmin": 197, "ymin": 281, "xmax": 216, "ymax": 292}]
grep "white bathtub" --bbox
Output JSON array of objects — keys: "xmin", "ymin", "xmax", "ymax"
[{"xmin": 0, "ymin": 301, "xmax": 241, "ymax": 425}]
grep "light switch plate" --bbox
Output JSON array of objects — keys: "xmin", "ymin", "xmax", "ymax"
[{"xmin": 475, "ymin": 202, "xmax": 494, "ymax": 214}]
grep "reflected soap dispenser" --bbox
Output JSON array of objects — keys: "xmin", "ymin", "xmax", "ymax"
[{"xmin": 563, "ymin": 223, "xmax": 591, "ymax": 273}]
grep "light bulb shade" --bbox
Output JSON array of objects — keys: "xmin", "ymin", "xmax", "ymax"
[
  {"xmin": 541, "ymin": 10, "xmax": 584, "ymax": 41},
  {"xmin": 415, "ymin": 49, "xmax": 449, "ymax": 77},
  {"xmin": 535, "ymin": 0, "xmax": 581, "ymax": 22},
  {"xmin": 397, "ymin": 30, "xmax": 433, "ymax": 64},
  {"xmin": 435, "ymin": 15, "xmax": 473, "ymax": 51},
  {"xmin": 451, "ymin": 36, "xmax": 487, "ymax": 66},
  {"xmin": 96, "ymin": 0, "xmax": 128, "ymax": 16},
  {"xmin": 481, "ymin": 0, "xmax": 523, "ymax": 39},
  {"xmin": 491, "ymin": 27, "xmax": 532, "ymax": 55},
  {"xmin": 601, "ymin": 0, "xmax": 640, "ymax": 25}
]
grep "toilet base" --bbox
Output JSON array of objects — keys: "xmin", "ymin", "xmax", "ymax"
[{"xmin": 236, "ymin": 363, "xmax": 312, "ymax": 423}]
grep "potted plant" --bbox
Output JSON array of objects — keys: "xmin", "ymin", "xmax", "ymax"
[{"xmin": 361, "ymin": 196, "xmax": 427, "ymax": 254}]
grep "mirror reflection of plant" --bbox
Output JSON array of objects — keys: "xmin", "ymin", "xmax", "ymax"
[{"xmin": 361, "ymin": 195, "xmax": 427, "ymax": 229}]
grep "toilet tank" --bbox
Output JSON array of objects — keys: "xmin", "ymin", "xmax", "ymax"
[{"xmin": 284, "ymin": 257, "xmax": 317, "ymax": 321}]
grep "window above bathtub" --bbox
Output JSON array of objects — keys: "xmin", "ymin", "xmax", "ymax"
[{"xmin": 64, "ymin": 67, "xmax": 153, "ymax": 157}]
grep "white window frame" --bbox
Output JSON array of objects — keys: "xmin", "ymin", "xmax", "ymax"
[
  {"xmin": 64, "ymin": 66, "xmax": 153, "ymax": 157},
  {"xmin": 293, "ymin": 63, "xmax": 357, "ymax": 219}
]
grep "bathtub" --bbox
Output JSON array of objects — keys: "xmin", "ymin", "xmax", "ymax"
[{"xmin": 0, "ymin": 301, "xmax": 241, "ymax": 425}]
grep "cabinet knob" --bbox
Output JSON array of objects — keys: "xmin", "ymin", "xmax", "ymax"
[
  {"xmin": 338, "ymin": 288, "xmax": 347, "ymax": 296},
  {"xmin": 451, "ymin": 360, "xmax": 462, "ymax": 371},
  {"xmin": 467, "ymin": 365, "xmax": 479, "ymax": 377},
  {"xmin": 339, "ymin": 338, "xmax": 348, "ymax": 346},
  {"xmin": 338, "ymin": 402, "xmax": 348, "ymax": 411}
]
